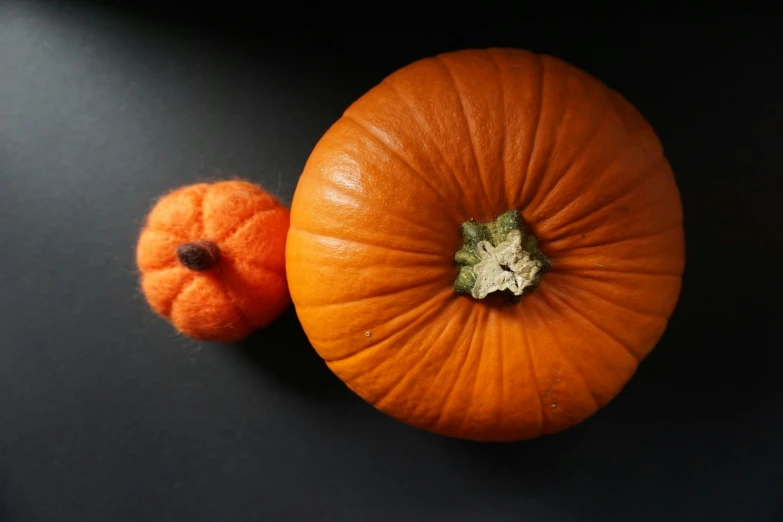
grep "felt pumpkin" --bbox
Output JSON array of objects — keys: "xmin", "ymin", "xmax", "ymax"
[
  {"xmin": 287, "ymin": 49, "xmax": 684, "ymax": 441},
  {"xmin": 137, "ymin": 180, "xmax": 290, "ymax": 342}
]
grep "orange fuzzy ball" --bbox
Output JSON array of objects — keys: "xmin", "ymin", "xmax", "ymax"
[{"xmin": 136, "ymin": 180, "xmax": 291, "ymax": 341}]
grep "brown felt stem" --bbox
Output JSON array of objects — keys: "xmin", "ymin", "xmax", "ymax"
[{"xmin": 177, "ymin": 240, "xmax": 221, "ymax": 271}]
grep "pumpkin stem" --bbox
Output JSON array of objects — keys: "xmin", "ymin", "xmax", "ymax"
[
  {"xmin": 453, "ymin": 210, "xmax": 550, "ymax": 300},
  {"xmin": 177, "ymin": 240, "xmax": 221, "ymax": 271}
]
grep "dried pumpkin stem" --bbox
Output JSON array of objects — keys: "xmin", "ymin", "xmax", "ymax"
[{"xmin": 453, "ymin": 210, "xmax": 550, "ymax": 300}]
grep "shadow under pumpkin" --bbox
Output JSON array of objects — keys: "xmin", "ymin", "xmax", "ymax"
[{"xmin": 232, "ymin": 306, "xmax": 349, "ymax": 400}]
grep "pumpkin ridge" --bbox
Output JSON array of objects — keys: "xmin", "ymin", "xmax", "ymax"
[
  {"xmin": 372, "ymin": 300, "xmax": 461, "ymax": 412},
  {"xmin": 144, "ymin": 183, "xmax": 209, "ymax": 241},
  {"xmin": 519, "ymin": 305, "xmax": 547, "ymax": 437},
  {"xmin": 165, "ymin": 274, "xmax": 197, "ymax": 320},
  {"xmin": 139, "ymin": 266, "xmax": 189, "ymax": 315},
  {"xmin": 553, "ymin": 268, "xmax": 682, "ymax": 281},
  {"xmin": 294, "ymin": 280, "xmax": 443, "ymax": 312},
  {"xmin": 139, "ymin": 259, "xmax": 180, "ymax": 274},
  {"xmin": 524, "ymin": 64, "xmax": 573, "ymax": 214},
  {"xmin": 196, "ymin": 185, "xmax": 207, "ymax": 239},
  {"xmin": 492, "ymin": 310, "xmax": 505, "ymax": 422},
  {"xmin": 529, "ymin": 89, "xmax": 613, "ymax": 215},
  {"xmin": 518, "ymin": 54, "xmax": 547, "ymax": 210},
  {"xmin": 381, "ymin": 81, "xmax": 467, "ymax": 217},
  {"xmin": 215, "ymin": 206, "xmax": 281, "ymax": 245},
  {"xmin": 545, "ymin": 223, "xmax": 682, "ymax": 252},
  {"xmin": 535, "ymin": 289, "xmax": 642, "ymax": 406},
  {"xmin": 218, "ymin": 277, "xmax": 255, "ymax": 332},
  {"xmin": 544, "ymin": 285, "xmax": 642, "ymax": 362},
  {"xmin": 300, "ymin": 173, "xmax": 453, "ymax": 243},
  {"xmin": 290, "ymin": 226, "xmax": 446, "ymax": 260},
  {"xmin": 455, "ymin": 306, "xmax": 491, "ymax": 436},
  {"xmin": 430, "ymin": 308, "xmax": 481, "ymax": 433},
  {"xmin": 200, "ymin": 180, "xmax": 281, "ymax": 241},
  {"xmin": 485, "ymin": 50, "xmax": 509, "ymax": 210},
  {"xmin": 340, "ymin": 115, "xmax": 457, "ymax": 219},
  {"xmin": 136, "ymin": 229, "xmax": 181, "ymax": 272},
  {"xmin": 400, "ymin": 61, "xmax": 478, "ymax": 213},
  {"xmin": 144, "ymin": 227, "xmax": 189, "ymax": 245},
  {"xmin": 535, "ymin": 292, "xmax": 601, "ymax": 409},
  {"xmin": 433, "ymin": 55, "xmax": 491, "ymax": 212},
  {"xmin": 324, "ymin": 290, "xmax": 451, "ymax": 363},
  {"xmin": 407, "ymin": 305, "xmax": 474, "ymax": 427},
  {"xmin": 536, "ymin": 147, "xmax": 667, "ymax": 237},
  {"xmin": 237, "ymin": 258, "xmax": 286, "ymax": 279},
  {"xmin": 556, "ymin": 266, "xmax": 682, "ymax": 279},
  {"xmin": 550, "ymin": 272, "xmax": 673, "ymax": 320}
]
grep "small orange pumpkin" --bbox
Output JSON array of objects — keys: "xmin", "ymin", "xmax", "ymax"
[
  {"xmin": 137, "ymin": 180, "xmax": 290, "ymax": 341},
  {"xmin": 287, "ymin": 49, "xmax": 685, "ymax": 441}
]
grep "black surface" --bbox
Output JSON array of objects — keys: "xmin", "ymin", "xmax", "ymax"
[{"xmin": 2, "ymin": 4, "xmax": 782, "ymax": 521}]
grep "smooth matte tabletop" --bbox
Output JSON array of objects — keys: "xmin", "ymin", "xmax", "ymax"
[{"xmin": 1, "ymin": 5, "xmax": 781, "ymax": 522}]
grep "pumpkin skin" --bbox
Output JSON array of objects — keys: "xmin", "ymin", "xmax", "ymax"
[
  {"xmin": 137, "ymin": 180, "xmax": 290, "ymax": 342},
  {"xmin": 286, "ymin": 49, "xmax": 684, "ymax": 441}
]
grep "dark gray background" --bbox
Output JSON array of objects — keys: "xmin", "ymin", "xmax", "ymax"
[{"xmin": 1, "ymin": 3, "xmax": 781, "ymax": 521}]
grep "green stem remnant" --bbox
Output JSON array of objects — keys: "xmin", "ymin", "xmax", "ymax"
[{"xmin": 454, "ymin": 210, "xmax": 551, "ymax": 300}]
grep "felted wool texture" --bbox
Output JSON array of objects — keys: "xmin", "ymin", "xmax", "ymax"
[{"xmin": 136, "ymin": 180, "xmax": 291, "ymax": 342}]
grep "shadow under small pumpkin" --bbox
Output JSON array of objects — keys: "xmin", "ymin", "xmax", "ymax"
[
  {"xmin": 232, "ymin": 306, "xmax": 349, "ymax": 398},
  {"xmin": 136, "ymin": 179, "xmax": 291, "ymax": 342}
]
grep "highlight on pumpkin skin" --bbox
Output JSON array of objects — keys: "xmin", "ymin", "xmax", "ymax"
[{"xmin": 136, "ymin": 179, "xmax": 291, "ymax": 342}]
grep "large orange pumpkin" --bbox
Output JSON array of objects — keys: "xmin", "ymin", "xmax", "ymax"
[{"xmin": 286, "ymin": 49, "xmax": 685, "ymax": 441}]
